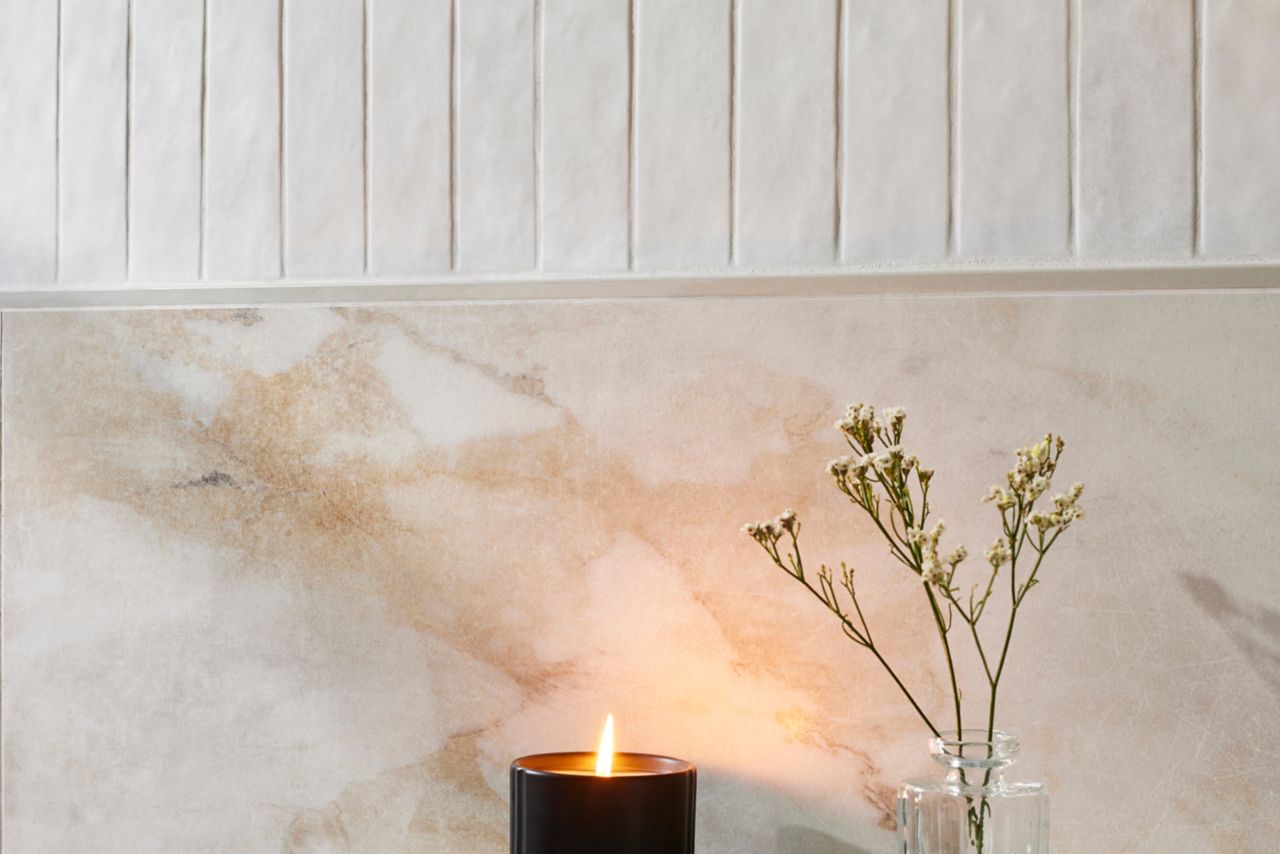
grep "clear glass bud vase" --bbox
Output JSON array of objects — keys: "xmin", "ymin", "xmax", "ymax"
[{"xmin": 897, "ymin": 731, "xmax": 1048, "ymax": 854}]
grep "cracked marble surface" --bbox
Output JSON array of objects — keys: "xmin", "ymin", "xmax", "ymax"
[{"xmin": 2, "ymin": 295, "xmax": 1278, "ymax": 852}]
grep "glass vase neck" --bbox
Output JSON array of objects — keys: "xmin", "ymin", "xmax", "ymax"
[{"xmin": 929, "ymin": 730, "xmax": 1019, "ymax": 773}]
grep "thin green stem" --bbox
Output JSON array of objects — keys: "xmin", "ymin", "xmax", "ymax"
[
  {"xmin": 797, "ymin": 570, "xmax": 942, "ymax": 737},
  {"xmin": 925, "ymin": 584, "xmax": 964, "ymax": 733},
  {"xmin": 844, "ymin": 574, "xmax": 874, "ymax": 643},
  {"xmin": 867, "ymin": 643, "xmax": 942, "ymax": 738},
  {"xmin": 763, "ymin": 541, "xmax": 943, "ymax": 738},
  {"xmin": 956, "ymin": 602, "xmax": 995, "ymax": 684}
]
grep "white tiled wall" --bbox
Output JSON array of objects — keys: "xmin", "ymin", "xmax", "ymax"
[{"xmin": 2, "ymin": 0, "xmax": 1278, "ymax": 288}]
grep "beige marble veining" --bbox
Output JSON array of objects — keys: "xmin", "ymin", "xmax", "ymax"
[{"xmin": 2, "ymin": 295, "xmax": 1278, "ymax": 852}]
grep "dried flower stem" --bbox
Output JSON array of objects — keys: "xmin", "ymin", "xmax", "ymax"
[
  {"xmin": 743, "ymin": 403, "xmax": 1084, "ymax": 753},
  {"xmin": 754, "ymin": 525, "xmax": 943, "ymax": 737}
]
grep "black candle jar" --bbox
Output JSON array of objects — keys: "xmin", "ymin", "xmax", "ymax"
[{"xmin": 510, "ymin": 751, "xmax": 696, "ymax": 853}]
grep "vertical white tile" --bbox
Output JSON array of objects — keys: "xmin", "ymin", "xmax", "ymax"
[
  {"xmin": 206, "ymin": 0, "xmax": 281, "ymax": 281},
  {"xmin": 1202, "ymin": 0, "xmax": 1280, "ymax": 256},
  {"xmin": 456, "ymin": 0, "xmax": 535, "ymax": 272},
  {"xmin": 1078, "ymin": 0, "xmax": 1193, "ymax": 258},
  {"xmin": 59, "ymin": 0, "xmax": 129, "ymax": 283},
  {"xmin": 368, "ymin": 0, "xmax": 452, "ymax": 275},
  {"xmin": 129, "ymin": 0, "xmax": 203, "ymax": 282},
  {"xmin": 283, "ymin": 0, "xmax": 365, "ymax": 277},
  {"xmin": 541, "ymin": 0, "xmax": 630, "ymax": 270},
  {"xmin": 634, "ymin": 0, "xmax": 730, "ymax": 269},
  {"xmin": 843, "ymin": 0, "xmax": 949, "ymax": 262},
  {"xmin": 0, "ymin": 0, "xmax": 58, "ymax": 286},
  {"xmin": 959, "ymin": 0, "xmax": 1069, "ymax": 257},
  {"xmin": 205, "ymin": 0, "xmax": 281, "ymax": 281},
  {"xmin": 737, "ymin": 0, "xmax": 837, "ymax": 265}
]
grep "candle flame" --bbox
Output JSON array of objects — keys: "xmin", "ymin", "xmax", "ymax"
[{"xmin": 595, "ymin": 714, "xmax": 615, "ymax": 777}]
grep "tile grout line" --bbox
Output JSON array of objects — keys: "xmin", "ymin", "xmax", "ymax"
[
  {"xmin": 362, "ymin": 0, "xmax": 371, "ymax": 276},
  {"xmin": 199, "ymin": 0, "xmax": 209, "ymax": 280},
  {"xmin": 1192, "ymin": 0, "xmax": 1204, "ymax": 257},
  {"xmin": 449, "ymin": 0, "xmax": 458, "ymax": 272},
  {"xmin": 728, "ymin": 0, "xmax": 738, "ymax": 266},
  {"xmin": 834, "ymin": 0, "xmax": 845, "ymax": 264},
  {"xmin": 54, "ymin": 0, "xmax": 62, "ymax": 283},
  {"xmin": 946, "ymin": 0, "xmax": 960, "ymax": 258},
  {"xmin": 533, "ymin": 0, "xmax": 543, "ymax": 272},
  {"xmin": 627, "ymin": 0, "xmax": 637, "ymax": 271},
  {"xmin": 1067, "ymin": 0, "xmax": 1078, "ymax": 256},
  {"xmin": 125, "ymin": 0, "xmax": 134, "ymax": 281},
  {"xmin": 277, "ymin": 0, "xmax": 286, "ymax": 278}
]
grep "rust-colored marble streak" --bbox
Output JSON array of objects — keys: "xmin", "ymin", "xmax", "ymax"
[{"xmin": 2, "ymin": 295, "xmax": 1278, "ymax": 852}]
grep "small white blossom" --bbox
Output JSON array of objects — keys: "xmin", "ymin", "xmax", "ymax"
[
  {"xmin": 921, "ymin": 559, "xmax": 948, "ymax": 586},
  {"xmin": 879, "ymin": 406, "xmax": 907, "ymax": 432},
  {"xmin": 1058, "ymin": 504, "xmax": 1084, "ymax": 524},
  {"xmin": 1051, "ymin": 482, "xmax": 1085, "ymax": 511},
  {"xmin": 742, "ymin": 519, "xmax": 784, "ymax": 545},
  {"xmin": 909, "ymin": 521, "xmax": 957, "ymax": 583},
  {"xmin": 985, "ymin": 538, "xmax": 1012, "ymax": 568},
  {"xmin": 1051, "ymin": 491, "xmax": 1080, "ymax": 512},
  {"xmin": 1023, "ymin": 474, "xmax": 1049, "ymax": 502},
  {"xmin": 982, "ymin": 486, "xmax": 1016, "ymax": 510},
  {"xmin": 853, "ymin": 452, "xmax": 876, "ymax": 476},
  {"xmin": 837, "ymin": 403, "xmax": 879, "ymax": 440},
  {"xmin": 1028, "ymin": 511, "xmax": 1055, "ymax": 531}
]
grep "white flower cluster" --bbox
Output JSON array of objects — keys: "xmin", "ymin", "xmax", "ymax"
[
  {"xmin": 985, "ymin": 538, "xmax": 1012, "ymax": 568},
  {"xmin": 907, "ymin": 521, "xmax": 963, "ymax": 587},
  {"xmin": 1028, "ymin": 483, "xmax": 1085, "ymax": 531},
  {"xmin": 983, "ymin": 435, "xmax": 1066, "ymax": 509},
  {"xmin": 836, "ymin": 403, "xmax": 878, "ymax": 438},
  {"xmin": 825, "ymin": 405, "xmax": 936, "ymax": 491},
  {"xmin": 836, "ymin": 403, "xmax": 907, "ymax": 445},
  {"xmin": 880, "ymin": 406, "xmax": 907, "ymax": 432},
  {"xmin": 1011, "ymin": 436, "xmax": 1057, "ymax": 498},
  {"xmin": 874, "ymin": 445, "xmax": 903, "ymax": 474},
  {"xmin": 827, "ymin": 445, "xmax": 926, "ymax": 483},
  {"xmin": 982, "ymin": 484, "xmax": 1018, "ymax": 510},
  {"xmin": 741, "ymin": 508, "xmax": 798, "ymax": 545},
  {"xmin": 905, "ymin": 521, "xmax": 943, "ymax": 549},
  {"xmin": 827, "ymin": 453, "xmax": 869, "ymax": 479}
]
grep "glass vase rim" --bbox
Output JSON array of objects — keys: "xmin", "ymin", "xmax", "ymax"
[
  {"xmin": 928, "ymin": 730, "xmax": 1020, "ymax": 769},
  {"xmin": 931, "ymin": 729, "xmax": 1019, "ymax": 747}
]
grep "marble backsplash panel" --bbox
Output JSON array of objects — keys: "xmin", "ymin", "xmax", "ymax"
[{"xmin": 2, "ymin": 294, "xmax": 1277, "ymax": 852}]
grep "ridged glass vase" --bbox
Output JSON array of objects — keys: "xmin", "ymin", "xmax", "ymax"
[{"xmin": 897, "ymin": 731, "xmax": 1048, "ymax": 854}]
